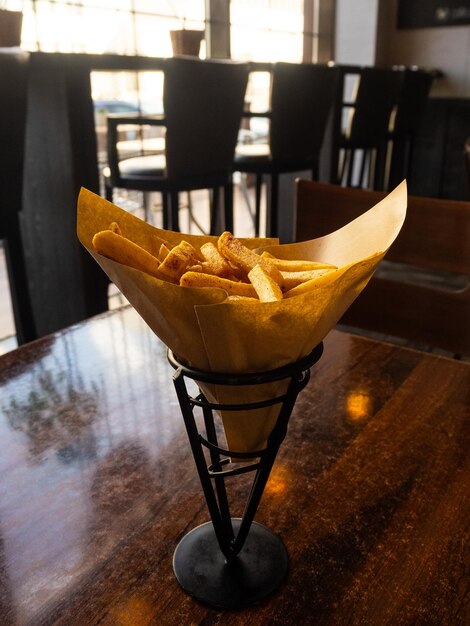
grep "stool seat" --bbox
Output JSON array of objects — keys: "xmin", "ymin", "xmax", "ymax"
[
  {"xmin": 235, "ymin": 143, "xmax": 270, "ymax": 161},
  {"xmin": 117, "ymin": 154, "xmax": 166, "ymax": 177}
]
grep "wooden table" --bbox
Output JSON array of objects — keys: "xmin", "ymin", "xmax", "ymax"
[{"xmin": 0, "ymin": 306, "xmax": 468, "ymax": 625}]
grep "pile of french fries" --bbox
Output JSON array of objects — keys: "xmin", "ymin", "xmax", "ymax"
[{"xmin": 92, "ymin": 224, "xmax": 338, "ymax": 301}]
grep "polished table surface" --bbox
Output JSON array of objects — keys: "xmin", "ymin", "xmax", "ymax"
[{"xmin": 0, "ymin": 306, "xmax": 468, "ymax": 625}]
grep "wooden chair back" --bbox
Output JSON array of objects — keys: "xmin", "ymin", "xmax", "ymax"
[
  {"xmin": 387, "ymin": 68, "xmax": 434, "ymax": 190},
  {"xmin": 345, "ymin": 67, "xmax": 402, "ymax": 148},
  {"xmin": 269, "ymin": 62, "xmax": 340, "ymax": 167},
  {"xmin": 465, "ymin": 136, "xmax": 470, "ymax": 196},
  {"xmin": 339, "ymin": 67, "xmax": 403, "ymax": 189},
  {"xmin": 164, "ymin": 57, "xmax": 248, "ymax": 181},
  {"xmin": 392, "ymin": 68, "xmax": 434, "ymax": 137},
  {"xmin": 295, "ymin": 179, "xmax": 470, "ymax": 356}
]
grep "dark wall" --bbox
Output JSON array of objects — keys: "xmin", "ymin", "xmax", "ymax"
[
  {"xmin": 397, "ymin": 1, "xmax": 470, "ymax": 29},
  {"xmin": 410, "ymin": 98, "xmax": 470, "ymax": 200}
]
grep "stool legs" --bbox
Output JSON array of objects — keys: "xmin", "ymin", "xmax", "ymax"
[
  {"xmin": 170, "ymin": 191, "xmax": 180, "ymax": 232},
  {"xmin": 162, "ymin": 193, "xmax": 170, "ymax": 230},
  {"xmin": 209, "ymin": 188, "xmax": 220, "ymax": 235},
  {"xmin": 105, "ymin": 182, "xmax": 113, "ymax": 203},
  {"xmin": 209, "ymin": 184, "xmax": 233, "ymax": 236},
  {"xmin": 255, "ymin": 174, "xmax": 263, "ymax": 237},
  {"xmin": 267, "ymin": 173, "xmax": 279, "ymax": 239},
  {"xmin": 223, "ymin": 181, "xmax": 234, "ymax": 233}
]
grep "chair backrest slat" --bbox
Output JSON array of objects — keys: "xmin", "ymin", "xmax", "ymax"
[
  {"xmin": 464, "ymin": 136, "xmax": 470, "ymax": 196},
  {"xmin": 269, "ymin": 62, "xmax": 340, "ymax": 163},
  {"xmin": 295, "ymin": 179, "xmax": 470, "ymax": 355},
  {"xmin": 346, "ymin": 67, "xmax": 402, "ymax": 147},
  {"xmin": 392, "ymin": 68, "xmax": 434, "ymax": 136},
  {"xmin": 164, "ymin": 57, "xmax": 248, "ymax": 181}
]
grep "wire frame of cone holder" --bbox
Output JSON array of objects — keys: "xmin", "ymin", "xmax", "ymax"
[{"xmin": 167, "ymin": 343, "xmax": 323, "ymax": 609}]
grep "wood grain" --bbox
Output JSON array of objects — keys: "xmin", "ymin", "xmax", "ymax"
[
  {"xmin": 0, "ymin": 306, "xmax": 468, "ymax": 625},
  {"xmin": 295, "ymin": 180, "xmax": 470, "ymax": 356}
]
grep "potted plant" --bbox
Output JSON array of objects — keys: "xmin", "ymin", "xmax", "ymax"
[
  {"xmin": 0, "ymin": 3, "xmax": 23, "ymax": 47},
  {"xmin": 169, "ymin": 5, "xmax": 205, "ymax": 58}
]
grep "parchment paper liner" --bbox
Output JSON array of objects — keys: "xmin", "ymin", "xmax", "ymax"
[{"xmin": 77, "ymin": 181, "xmax": 407, "ymax": 453}]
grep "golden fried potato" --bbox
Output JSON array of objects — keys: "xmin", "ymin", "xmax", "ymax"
[
  {"xmin": 92, "ymin": 225, "xmax": 339, "ymax": 302},
  {"xmin": 283, "ymin": 269, "xmax": 339, "ymax": 298},
  {"xmin": 180, "ymin": 271, "xmax": 258, "ymax": 298},
  {"xmin": 158, "ymin": 240, "xmax": 201, "ymax": 281},
  {"xmin": 261, "ymin": 251, "xmax": 337, "ymax": 272},
  {"xmin": 149, "ymin": 233, "xmax": 172, "ymax": 258},
  {"xmin": 108, "ymin": 222, "xmax": 121, "ymax": 235},
  {"xmin": 218, "ymin": 231, "xmax": 284, "ymax": 287},
  {"xmin": 281, "ymin": 268, "xmax": 335, "ymax": 290},
  {"xmin": 186, "ymin": 264, "xmax": 203, "ymax": 272},
  {"xmin": 200, "ymin": 242, "xmax": 236, "ymax": 278},
  {"xmin": 225, "ymin": 295, "xmax": 260, "ymax": 303},
  {"xmin": 92, "ymin": 230, "xmax": 163, "ymax": 279},
  {"xmin": 158, "ymin": 243, "xmax": 171, "ymax": 261},
  {"xmin": 248, "ymin": 264, "xmax": 283, "ymax": 302}
]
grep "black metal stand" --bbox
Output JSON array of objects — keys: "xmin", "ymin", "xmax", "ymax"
[{"xmin": 168, "ymin": 343, "xmax": 323, "ymax": 609}]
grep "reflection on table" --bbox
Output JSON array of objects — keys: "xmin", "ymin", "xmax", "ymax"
[{"xmin": 0, "ymin": 305, "xmax": 468, "ymax": 625}]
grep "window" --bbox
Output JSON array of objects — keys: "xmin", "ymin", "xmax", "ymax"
[
  {"xmin": 6, "ymin": 0, "xmax": 331, "ymax": 61},
  {"xmin": 230, "ymin": 0, "xmax": 305, "ymax": 63},
  {"xmin": 5, "ymin": 0, "xmax": 204, "ymax": 55},
  {"xmin": 229, "ymin": 1, "xmax": 326, "ymax": 118}
]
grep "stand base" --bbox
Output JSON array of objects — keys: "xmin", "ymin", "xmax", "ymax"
[{"xmin": 173, "ymin": 518, "xmax": 288, "ymax": 609}]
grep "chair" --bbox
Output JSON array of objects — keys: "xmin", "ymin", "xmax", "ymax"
[
  {"xmin": 234, "ymin": 62, "xmax": 340, "ymax": 238},
  {"xmin": 295, "ymin": 179, "xmax": 470, "ymax": 357},
  {"xmin": 0, "ymin": 51, "xmax": 37, "ymax": 345},
  {"xmin": 338, "ymin": 67, "xmax": 403, "ymax": 191},
  {"xmin": 465, "ymin": 136, "xmax": 470, "ymax": 196},
  {"xmin": 104, "ymin": 57, "xmax": 249, "ymax": 234},
  {"xmin": 387, "ymin": 67, "xmax": 434, "ymax": 191}
]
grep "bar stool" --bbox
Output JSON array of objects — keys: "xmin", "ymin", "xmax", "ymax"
[
  {"xmin": 104, "ymin": 57, "xmax": 248, "ymax": 235},
  {"xmin": 387, "ymin": 67, "xmax": 434, "ymax": 190},
  {"xmin": 233, "ymin": 62, "xmax": 340, "ymax": 238},
  {"xmin": 465, "ymin": 137, "xmax": 470, "ymax": 196},
  {"xmin": 338, "ymin": 67, "xmax": 402, "ymax": 190},
  {"xmin": 0, "ymin": 51, "xmax": 37, "ymax": 345}
]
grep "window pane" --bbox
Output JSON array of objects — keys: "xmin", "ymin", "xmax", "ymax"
[
  {"xmin": 18, "ymin": 0, "xmax": 204, "ymax": 53},
  {"xmin": 231, "ymin": 0, "xmax": 304, "ymax": 62}
]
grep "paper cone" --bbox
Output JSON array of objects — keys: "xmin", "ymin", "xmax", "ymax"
[{"xmin": 77, "ymin": 181, "xmax": 407, "ymax": 453}]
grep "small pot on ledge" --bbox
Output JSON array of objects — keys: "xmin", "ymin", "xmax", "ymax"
[
  {"xmin": 0, "ymin": 9, "xmax": 23, "ymax": 47},
  {"xmin": 170, "ymin": 29, "xmax": 204, "ymax": 57}
]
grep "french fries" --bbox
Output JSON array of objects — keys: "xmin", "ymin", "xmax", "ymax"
[
  {"xmin": 92, "ymin": 229, "xmax": 163, "ymax": 280},
  {"xmin": 218, "ymin": 231, "xmax": 284, "ymax": 286},
  {"xmin": 92, "ymin": 224, "xmax": 337, "ymax": 301},
  {"xmin": 157, "ymin": 240, "xmax": 201, "ymax": 282},
  {"xmin": 108, "ymin": 221, "xmax": 121, "ymax": 235},
  {"xmin": 158, "ymin": 243, "xmax": 171, "ymax": 261},
  {"xmin": 280, "ymin": 268, "xmax": 334, "ymax": 290},
  {"xmin": 284, "ymin": 269, "xmax": 339, "ymax": 298},
  {"xmin": 248, "ymin": 265, "xmax": 283, "ymax": 302},
  {"xmin": 200, "ymin": 242, "xmax": 235, "ymax": 279},
  {"xmin": 180, "ymin": 271, "xmax": 258, "ymax": 298}
]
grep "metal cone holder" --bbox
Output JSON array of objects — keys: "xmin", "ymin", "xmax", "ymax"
[{"xmin": 168, "ymin": 343, "xmax": 323, "ymax": 609}]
